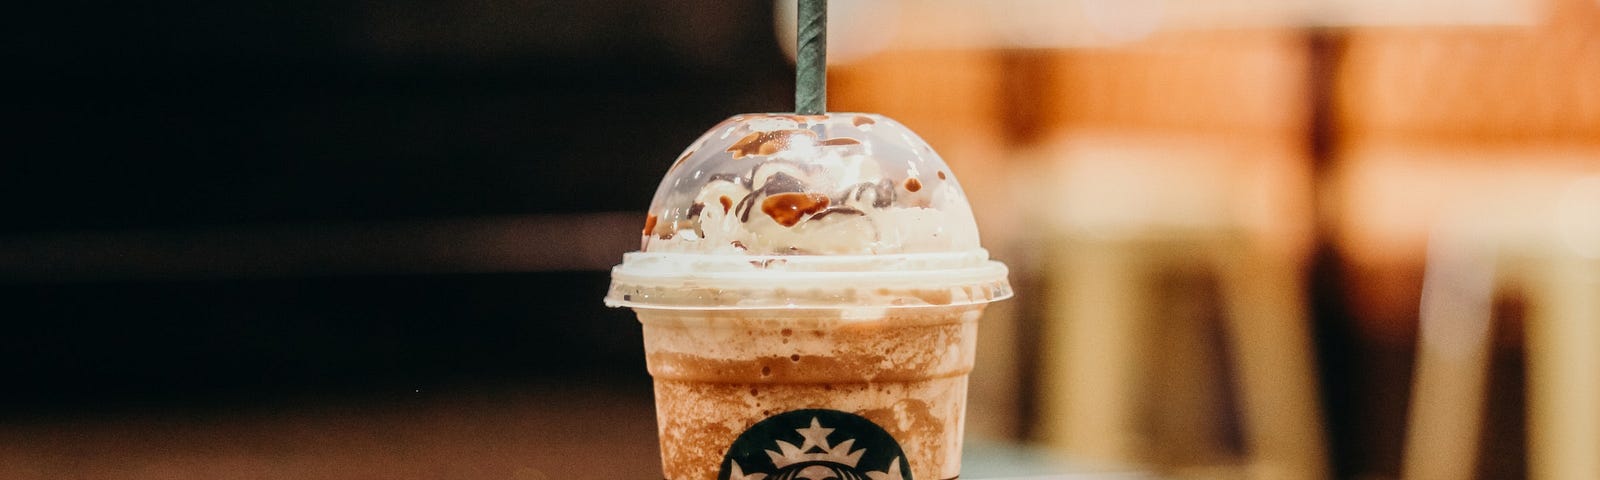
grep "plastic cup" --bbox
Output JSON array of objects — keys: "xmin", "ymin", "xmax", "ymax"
[{"xmin": 608, "ymin": 113, "xmax": 1010, "ymax": 480}]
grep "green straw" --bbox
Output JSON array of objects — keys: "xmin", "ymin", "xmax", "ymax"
[{"xmin": 795, "ymin": 0, "xmax": 827, "ymax": 115}]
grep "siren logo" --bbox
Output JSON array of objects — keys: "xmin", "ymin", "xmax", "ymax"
[{"xmin": 719, "ymin": 409, "xmax": 910, "ymax": 480}]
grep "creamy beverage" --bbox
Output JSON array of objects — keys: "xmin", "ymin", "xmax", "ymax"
[{"xmin": 608, "ymin": 113, "xmax": 1010, "ymax": 480}]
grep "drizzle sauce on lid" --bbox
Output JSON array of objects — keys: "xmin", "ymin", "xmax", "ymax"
[{"xmin": 761, "ymin": 192, "xmax": 831, "ymax": 227}]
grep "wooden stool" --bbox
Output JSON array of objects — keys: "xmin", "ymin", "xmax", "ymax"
[
  {"xmin": 1035, "ymin": 229, "xmax": 1329, "ymax": 480},
  {"xmin": 1403, "ymin": 188, "xmax": 1600, "ymax": 480}
]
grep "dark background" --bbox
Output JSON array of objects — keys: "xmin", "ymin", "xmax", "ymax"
[
  {"xmin": 5, "ymin": 2, "xmax": 1585, "ymax": 479},
  {"xmin": 2, "ymin": 0, "xmax": 791, "ymax": 413}
]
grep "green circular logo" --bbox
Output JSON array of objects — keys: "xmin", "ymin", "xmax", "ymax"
[{"xmin": 719, "ymin": 409, "xmax": 911, "ymax": 480}]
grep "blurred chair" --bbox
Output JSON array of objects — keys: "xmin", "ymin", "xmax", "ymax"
[
  {"xmin": 1331, "ymin": 13, "xmax": 1600, "ymax": 478},
  {"xmin": 1017, "ymin": 28, "xmax": 1326, "ymax": 479},
  {"xmin": 1023, "ymin": 132, "xmax": 1325, "ymax": 480},
  {"xmin": 1403, "ymin": 177, "xmax": 1600, "ymax": 480},
  {"xmin": 1332, "ymin": 19, "xmax": 1600, "ymax": 344}
]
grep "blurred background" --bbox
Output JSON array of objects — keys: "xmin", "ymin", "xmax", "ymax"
[{"xmin": 3, "ymin": 0, "xmax": 1598, "ymax": 479}]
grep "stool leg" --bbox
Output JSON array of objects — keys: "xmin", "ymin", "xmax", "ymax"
[
  {"xmin": 1154, "ymin": 266, "xmax": 1243, "ymax": 467},
  {"xmin": 1400, "ymin": 243, "xmax": 1496, "ymax": 480},
  {"xmin": 1039, "ymin": 239, "xmax": 1155, "ymax": 463},
  {"xmin": 1525, "ymin": 258, "xmax": 1600, "ymax": 480},
  {"xmin": 1213, "ymin": 247, "xmax": 1330, "ymax": 480}
]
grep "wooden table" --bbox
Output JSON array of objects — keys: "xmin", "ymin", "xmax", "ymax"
[{"xmin": 0, "ymin": 385, "xmax": 1141, "ymax": 480}]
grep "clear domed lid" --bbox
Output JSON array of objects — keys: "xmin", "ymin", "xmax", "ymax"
[
  {"xmin": 608, "ymin": 113, "xmax": 1010, "ymax": 310},
  {"xmin": 640, "ymin": 113, "xmax": 980, "ymax": 255}
]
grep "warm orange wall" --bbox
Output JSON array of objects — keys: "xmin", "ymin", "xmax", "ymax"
[
  {"xmin": 1042, "ymin": 30, "xmax": 1310, "ymax": 138},
  {"xmin": 828, "ymin": 0, "xmax": 1600, "ymax": 345},
  {"xmin": 1330, "ymin": 0, "xmax": 1600, "ymax": 343}
]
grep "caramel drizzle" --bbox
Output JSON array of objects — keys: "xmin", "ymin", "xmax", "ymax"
[
  {"xmin": 726, "ymin": 129, "xmax": 817, "ymax": 159},
  {"xmin": 700, "ymin": 141, "xmax": 906, "ymax": 234},
  {"xmin": 761, "ymin": 193, "xmax": 831, "ymax": 227},
  {"xmin": 735, "ymin": 172, "xmax": 807, "ymax": 223},
  {"xmin": 904, "ymin": 177, "xmax": 922, "ymax": 192}
]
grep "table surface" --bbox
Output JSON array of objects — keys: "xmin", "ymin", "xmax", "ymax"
[
  {"xmin": 0, "ymin": 385, "xmax": 1148, "ymax": 480},
  {"xmin": 963, "ymin": 440, "xmax": 1151, "ymax": 479}
]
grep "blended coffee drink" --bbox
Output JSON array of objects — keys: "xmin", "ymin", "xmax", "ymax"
[{"xmin": 607, "ymin": 113, "xmax": 1010, "ymax": 480}]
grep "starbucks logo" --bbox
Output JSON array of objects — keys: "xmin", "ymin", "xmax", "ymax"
[{"xmin": 720, "ymin": 409, "xmax": 910, "ymax": 480}]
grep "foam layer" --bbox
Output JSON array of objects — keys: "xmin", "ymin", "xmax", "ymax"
[{"xmin": 605, "ymin": 251, "xmax": 1011, "ymax": 310}]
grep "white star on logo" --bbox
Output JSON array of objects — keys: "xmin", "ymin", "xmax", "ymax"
[
  {"xmin": 795, "ymin": 417, "xmax": 834, "ymax": 452},
  {"xmin": 727, "ymin": 461, "xmax": 768, "ymax": 480},
  {"xmin": 727, "ymin": 414, "xmax": 906, "ymax": 479},
  {"xmin": 865, "ymin": 457, "xmax": 905, "ymax": 480}
]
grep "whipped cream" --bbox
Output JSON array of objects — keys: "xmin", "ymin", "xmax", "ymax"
[
  {"xmin": 609, "ymin": 113, "xmax": 1010, "ymax": 310},
  {"xmin": 640, "ymin": 113, "xmax": 982, "ymax": 255}
]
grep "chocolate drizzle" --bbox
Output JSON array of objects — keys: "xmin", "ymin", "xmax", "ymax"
[
  {"xmin": 937, "ymin": 170, "xmax": 947, "ymax": 180},
  {"xmin": 726, "ymin": 129, "xmax": 817, "ymax": 159},
  {"xmin": 808, "ymin": 205, "xmax": 866, "ymax": 222},
  {"xmin": 852, "ymin": 115, "xmax": 876, "ymax": 127},
  {"xmin": 687, "ymin": 202, "xmax": 706, "ymax": 218},
  {"xmin": 819, "ymin": 137, "xmax": 861, "ymax": 147},
  {"xmin": 841, "ymin": 179, "xmax": 896, "ymax": 209},
  {"xmin": 754, "ymin": 168, "xmax": 807, "ymax": 192},
  {"xmin": 718, "ymin": 195, "xmax": 732, "ymax": 214},
  {"xmin": 735, "ymin": 195, "xmax": 756, "ymax": 223}
]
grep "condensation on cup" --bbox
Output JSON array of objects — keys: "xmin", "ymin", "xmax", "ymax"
[{"xmin": 607, "ymin": 113, "xmax": 1011, "ymax": 480}]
